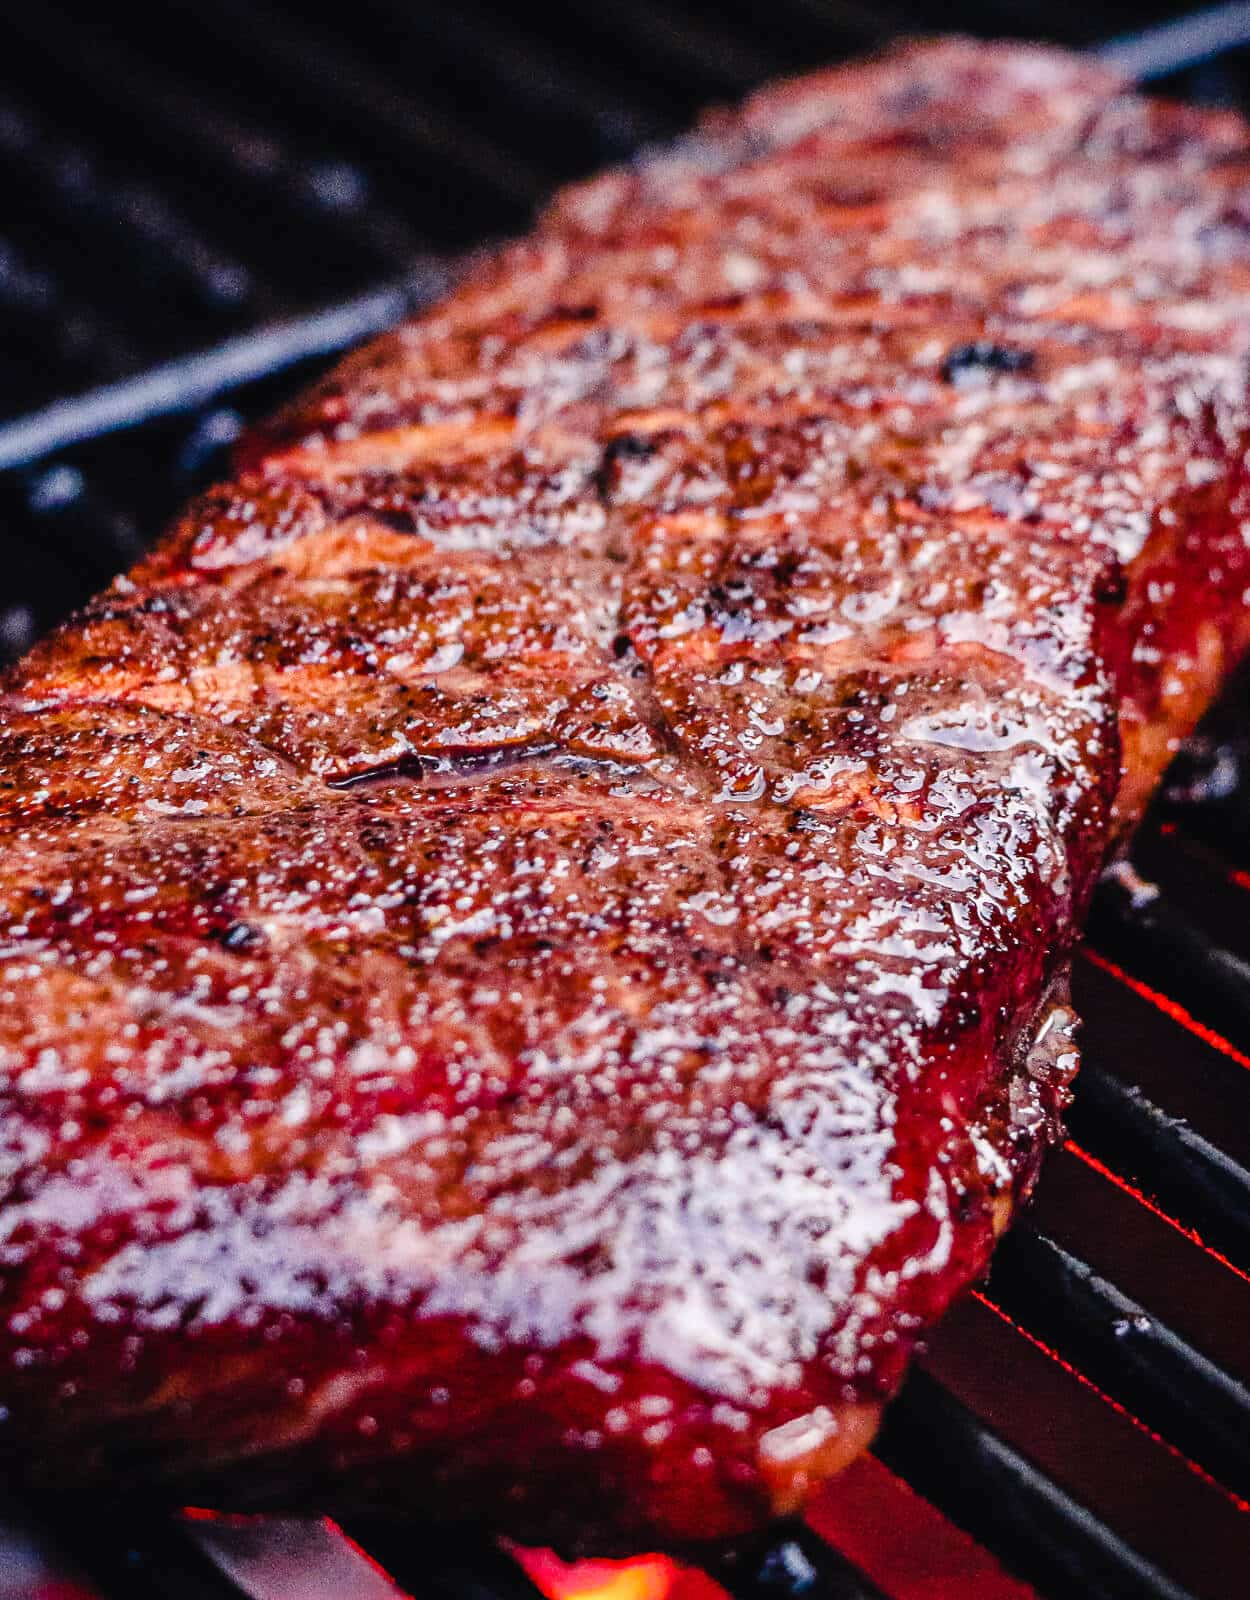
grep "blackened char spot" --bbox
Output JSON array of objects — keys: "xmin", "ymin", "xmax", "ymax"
[
  {"xmin": 602, "ymin": 433, "xmax": 656, "ymax": 465},
  {"xmin": 596, "ymin": 431, "xmax": 659, "ymax": 500},
  {"xmin": 1095, "ymin": 564, "xmax": 1129, "ymax": 607},
  {"xmin": 940, "ymin": 342, "xmax": 1036, "ymax": 385}
]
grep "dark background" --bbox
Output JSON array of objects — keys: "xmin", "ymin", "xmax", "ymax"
[{"xmin": 2, "ymin": 0, "xmax": 1244, "ymax": 404}]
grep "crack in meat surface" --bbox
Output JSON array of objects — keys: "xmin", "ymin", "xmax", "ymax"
[{"xmin": 2, "ymin": 39, "xmax": 1250, "ymax": 1550}]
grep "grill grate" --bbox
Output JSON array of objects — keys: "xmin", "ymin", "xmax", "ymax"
[{"xmin": 3, "ymin": 4, "xmax": 1250, "ymax": 1598}]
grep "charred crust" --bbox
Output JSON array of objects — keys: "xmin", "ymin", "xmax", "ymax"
[{"xmin": 939, "ymin": 341, "xmax": 1037, "ymax": 384}]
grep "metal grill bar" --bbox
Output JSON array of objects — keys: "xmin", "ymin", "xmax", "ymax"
[
  {"xmin": 927, "ymin": 1294, "xmax": 1247, "ymax": 1598},
  {"xmin": 1071, "ymin": 958, "xmax": 1250, "ymax": 1264},
  {"xmin": 1032, "ymin": 1144, "xmax": 1250, "ymax": 1384},
  {"xmin": 1070, "ymin": 1058, "xmax": 1250, "ymax": 1271},
  {"xmin": 1080, "ymin": 956, "xmax": 1250, "ymax": 1176},
  {"xmin": 1090, "ymin": 861, "xmax": 1250, "ymax": 1057},
  {"xmin": 875, "ymin": 1372, "xmax": 1199, "ymax": 1600},
  {"xmin": 990, "ymin": 1225, "xmax": 1250, "ymax": 1498},
  {"xmin": 805, "ymin": 1453, "xmax": 1040, "ymax": 1599},
  {"xmin": 0, "ymin": 279, "xmax": 437, "ymax": 472},
  {"xmin": 1098, "ymin": 0, "xmax": 1250, "ymax": 76},
  {"xmin": 185, "ymin": 1515, "xmax": 412, "ymax": 1600}
]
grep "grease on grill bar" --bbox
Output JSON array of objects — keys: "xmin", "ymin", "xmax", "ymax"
[{"xmin": 4, "ymin": 2, "xmax": 1250, "ymax": 1598}]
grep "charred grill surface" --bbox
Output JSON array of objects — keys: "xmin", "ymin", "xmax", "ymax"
[{"xmin": 1, "ymin": 39, "xmax": 1250, "ymax": 1553}]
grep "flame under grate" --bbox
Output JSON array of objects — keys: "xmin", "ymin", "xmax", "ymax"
[{"xmin": 2, "ymin": 4, "xmax": 1250, "ymax": 1597}]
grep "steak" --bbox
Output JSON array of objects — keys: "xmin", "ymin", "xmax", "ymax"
[{"xmin": 2, "ymin": 38, "xmax": 1250, "ymax": 1553}]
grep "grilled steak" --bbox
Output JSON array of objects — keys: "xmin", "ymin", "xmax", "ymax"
[{"xmin": 2, "ymin": 38, "xmax": 1250, "ymax": 1552}]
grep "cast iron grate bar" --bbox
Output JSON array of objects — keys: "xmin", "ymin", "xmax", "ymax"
[
  {"xmin": 7, "ymin": 1, "xmax": 1250, "ymax": 469},
  {"xmin": 875, "ymin": 1371, "xmax": 1198, "ymax": 1600},
  {"xmin": 1069, "ymin": 1056, "xmax": 1250, "ymax": 1269},
  {"xmin": 1030, "ymin": 1142, "xmax": 1250, "ymax": 1386},
  {"xmin": 0, "ymin": 277, "xmax": 441, "ymax": 473},
  {"xmin": 988, "ymin": 1224, "xmax": 1250, "ymax": 1498},
  {"xmin": 1089, "ymin": 865, "xmax": 1250, "ymax": 1057},
  {"xmin": 1076, "ymin": 951, "xmax": 1250, "ymax": 1184},
  {"xmin": 924, "ymin": 1289, "xmax": 1249, "ymax": 1597}
]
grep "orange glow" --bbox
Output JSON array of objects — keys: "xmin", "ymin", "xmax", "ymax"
[
  {"xmin": 512, "ymin": 1548, "xmax": 728, "ymax": 1600},
  {"xmin": 513, "ymin": 1549, "xmax": 680, "ymax": 1600}
]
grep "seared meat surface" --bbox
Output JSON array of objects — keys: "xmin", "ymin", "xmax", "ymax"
[{"xmin": 2, "ymin": 39, "xmax": 1250, "ymax": 1551}]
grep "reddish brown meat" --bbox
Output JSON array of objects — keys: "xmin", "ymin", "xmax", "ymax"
[{"xmin": 1, "ymin": 39, "xmax": 1250, "ymax": 1553}]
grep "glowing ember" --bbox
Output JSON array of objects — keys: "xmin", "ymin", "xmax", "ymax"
[{"xmin": 512, "ymin": 1547, "xmax": 724, "ymax": 1600}]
